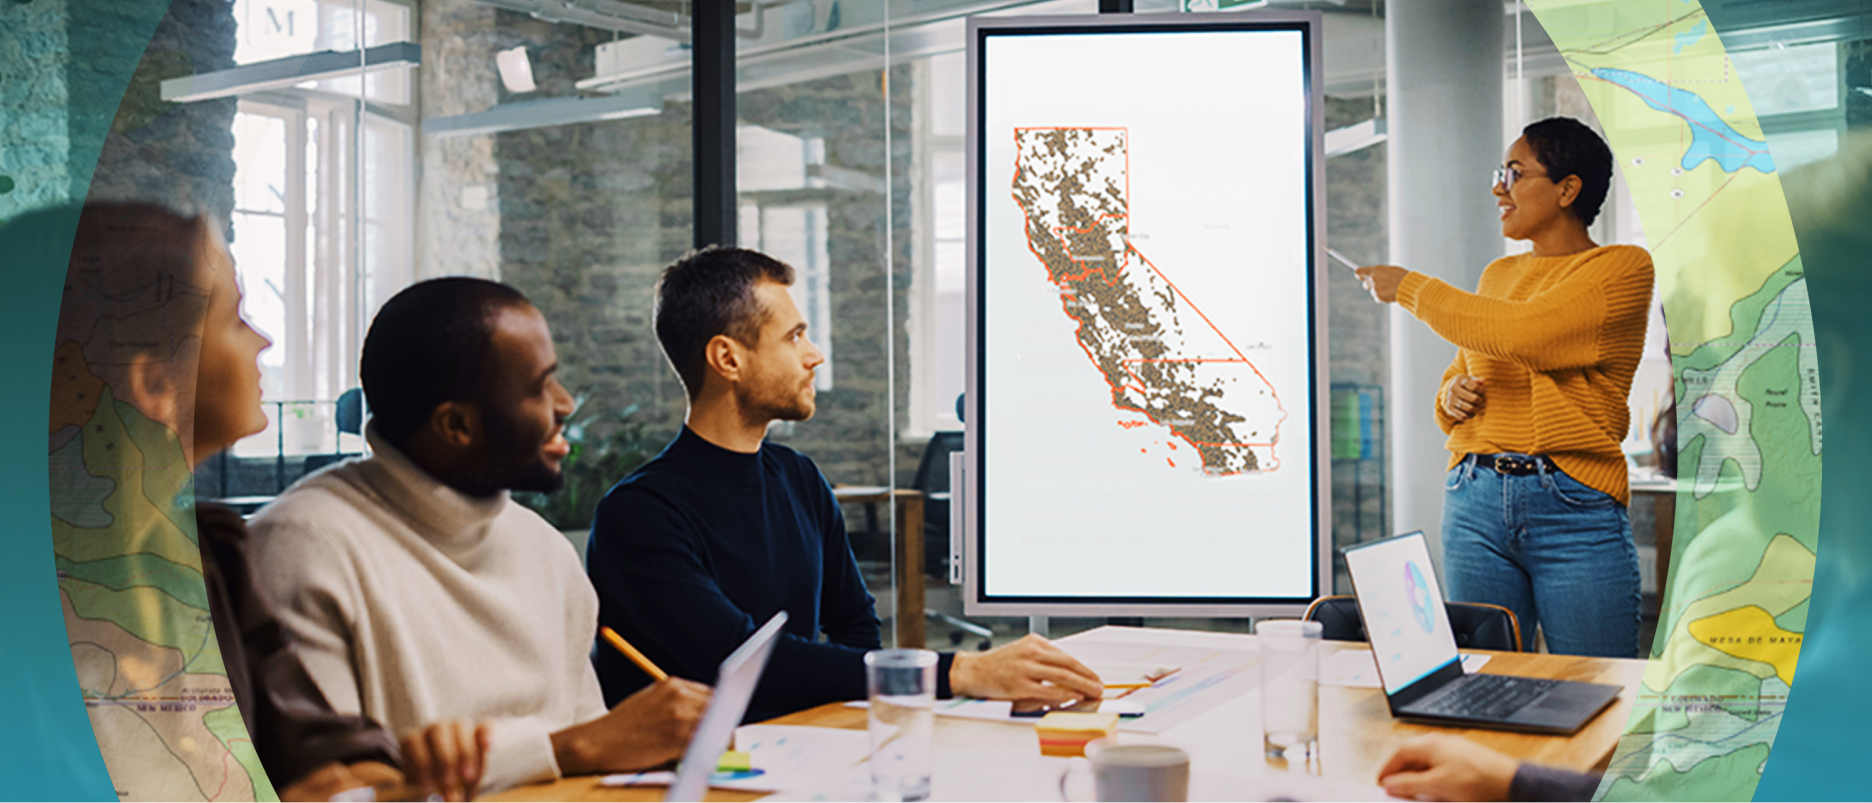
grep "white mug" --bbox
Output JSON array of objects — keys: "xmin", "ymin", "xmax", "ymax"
[{"xmin": 1060, "ymin": 739, "xmax": 1191, "ymax": 802}]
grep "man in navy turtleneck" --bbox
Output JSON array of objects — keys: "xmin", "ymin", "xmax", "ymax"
[{"xmin": 587, "ymin": 247, "xmax": 1103, "ymax": 721}]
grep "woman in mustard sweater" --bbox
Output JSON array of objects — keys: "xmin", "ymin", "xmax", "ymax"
[{"xmin": 1356, "ymin": 117, "xmax": 1652, "ymax": 658}]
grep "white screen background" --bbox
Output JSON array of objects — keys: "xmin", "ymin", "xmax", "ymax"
[{"xmin": 979, "ymin": 27, "xmax": 1317, "ymax": 600}]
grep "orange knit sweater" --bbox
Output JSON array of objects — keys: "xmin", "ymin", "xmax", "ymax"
[{"xmin": 1395, "ymin": 244, "xmax": 1654, "ymax": 505}]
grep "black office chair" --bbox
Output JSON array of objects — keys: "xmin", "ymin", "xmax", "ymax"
[
  {"xmin": 912, "ymin": 431, "xmax": 964, "ymax": 575},
  {"xmin": 1303, "ymin": 595, "xmax": 1523, "ymax": 652}
]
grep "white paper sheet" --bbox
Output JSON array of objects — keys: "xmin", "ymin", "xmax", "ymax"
[
  {"xmin": 599, "ymin": 724, "xmax": 868, "ymax": 793},
  {"xmin": 1057, "ymin": 628, "xmax": 1264, "ymax": 734}
]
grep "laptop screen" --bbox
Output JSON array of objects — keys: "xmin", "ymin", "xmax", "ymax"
[
  {"xmin": 1343, "ymin": 532, "xmax": 1461, "ymax": 695},
  {"xmin": 666, "ymin": 612, "xmax": 789, "ymax": 802}
]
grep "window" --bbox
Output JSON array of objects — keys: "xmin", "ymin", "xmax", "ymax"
[
  {"xmin": 739, "ymin": 124, "xmax": 837, "ymax": 392},
  {"xmin": 233, "ymin": 0, "xmax": 412, "ymax": 103},
  {"xmin": 909, "ymin": 52, "xmax": 969, "ymax": 436},
  {"xmin": 1732, "ymin": 41, "xmax": 1843, "ymax": 171},
  {"xmin": 227, "ymin": 0, "xmax": 414, "ymax": 458}
]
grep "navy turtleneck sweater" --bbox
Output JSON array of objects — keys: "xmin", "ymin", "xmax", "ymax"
[{"xmin": 587, "ymin": 426, "xmax": 954, "ymax": 721}]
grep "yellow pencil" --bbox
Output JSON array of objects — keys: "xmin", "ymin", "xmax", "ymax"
[
  {"xmin": 600, "ymin": 626, "xmax": 669, "ymax": 682},
  {"xmin": 1104, "ymin": 682, "xmax": 1152, "ymax": 690}
]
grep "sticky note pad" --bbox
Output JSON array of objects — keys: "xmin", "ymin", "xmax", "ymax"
[
  {"xmin": 1035, "ymin": 712, "xmax": 1119, "ymax": 757},
  {"xmin": 716, "ymin": 750, "xmax": 752, "ymax": 773}
]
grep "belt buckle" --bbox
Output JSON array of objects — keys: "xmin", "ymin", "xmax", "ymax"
[{"xmin": 1493, "ymin": 455, "xmax": 1530, "ymax": 474}]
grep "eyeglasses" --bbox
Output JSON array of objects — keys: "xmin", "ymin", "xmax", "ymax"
[{"xmin": 1492, "ymin": 165, "xmax": 1548, "ymax": 192}]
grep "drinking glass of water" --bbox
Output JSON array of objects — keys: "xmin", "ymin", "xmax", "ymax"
[
  {"xmin": 865, "ymin": 649, "xmax": 938, "ymax": 801},
  {"xmin": 1257, "ymin": 619, "xmax": 1322, "ymax": 773}
]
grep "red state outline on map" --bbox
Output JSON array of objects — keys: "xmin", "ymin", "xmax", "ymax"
[{"xmin": 1010, "ymin": 125, "xmax": 1288, "ymax": 472}]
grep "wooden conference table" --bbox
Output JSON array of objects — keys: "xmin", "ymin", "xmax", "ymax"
[{"xmin": 488, "ymin": 628, "xmax": 1647, "ymax": 802}]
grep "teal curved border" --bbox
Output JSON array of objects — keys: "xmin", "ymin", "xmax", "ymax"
[
  {"xmin": 1731, "ymin": 5, "xmax": 1872, "ymax": 795},
  {"xmin": 1, "ymin": 0, "xmax": 1862, "ymax": 800},
  {"xmin": 0, "ymin": 211, "xmax": 114, "ymax": 801},
  {"xmin": 0, "ymin": 0, "xmax": 169, "ymax": 799},
  {"xmin": 1754, "ymin": 184, "xmax": 1869, "ymax": 802}
]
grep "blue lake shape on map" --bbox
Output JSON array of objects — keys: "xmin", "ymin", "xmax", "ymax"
[
  {"xmin": 1592, "ymin": 68, "xmax": 1776, "ymax": 174},
  {"xmin": 1674, "ymin": 20, "xmax": 1707, "ymax": 54}
]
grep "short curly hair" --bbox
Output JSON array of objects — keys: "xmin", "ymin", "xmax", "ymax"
[
  {"xmin": 360, "ymin": 277, "xmax": 532, "ymax": 449},
  {"xmin": 1522, "ymin": 117, "xmax": 1614, "ymax": 227}
]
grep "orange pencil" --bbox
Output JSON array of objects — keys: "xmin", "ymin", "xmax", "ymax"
[
  {"xmin": 1103, "ymin": 682, "xmax": 1152, "ymax": 690},
  {"xmin": 600, "ymin": 626, "xmax": 669, "ymax": 682}
]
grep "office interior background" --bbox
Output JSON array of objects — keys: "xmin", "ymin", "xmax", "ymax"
[{"xmin": 4, "ymin": 0, "xmax": 1863, "ymax": 649}]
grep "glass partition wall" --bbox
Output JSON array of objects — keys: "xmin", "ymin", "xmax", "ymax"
[
  {"xmin": 140, "ymin": 0, "xmax": 1401, "ymax": 648},
  {"xmin": 414, "ymin": 2, "xmax": 696, "ymax": 558},
  {"xmin": 30, "ymin": 0, "xmax": 1872, "ymax": 676}
]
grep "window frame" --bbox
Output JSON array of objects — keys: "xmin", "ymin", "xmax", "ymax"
[
  {"xmin": 908, "ymin": 56, "xmax": 969, "ymax": 438},
  {"xmin": 222, "ymin": 0, "xmax": 421, "ymax": 460}
]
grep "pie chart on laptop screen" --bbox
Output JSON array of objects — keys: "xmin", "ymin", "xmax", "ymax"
[{"xmin": 1405, "ymin": 560, "xmax": 1436, "ymax": 634}]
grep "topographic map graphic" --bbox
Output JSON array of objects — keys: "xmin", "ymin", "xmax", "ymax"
[
  {"xmin": 1527, "ymin": 1, "xmax": 1820, "ymax": 799},
  {"xmin": 51, "ymin": 269, "xmax": 271, "ymax": 800},
  {"xmin": 1011, "ymin": 127, "xmax": 1285, "ymax": 476}
]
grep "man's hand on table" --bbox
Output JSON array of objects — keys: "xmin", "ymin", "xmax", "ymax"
[
  {"xmin": 401, "ymin": 720, "xmax": 492, "ymax": 801},
  {"xmin": 552, "ymin": 676, "xmax": 713, "ymax": 775},
  {"xmin": 948, "ymin": 634, "xmax": 1104, "ymax": 706},
  {"xmin": 1377, "ymin": 734, "xmax": 1518, "ymax": 802},
  {"xmin": 279, "ymin": 720, "xmax": 492, "ymax": 802},
  {"xmin": 278, "ymin": 760, "xmax": 401, "ymax": 802}
]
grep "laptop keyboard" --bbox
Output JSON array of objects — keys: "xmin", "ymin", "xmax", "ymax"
[{"xmin": 1412, "ymin": 675, "xmax": 1559, "ymax": 720}]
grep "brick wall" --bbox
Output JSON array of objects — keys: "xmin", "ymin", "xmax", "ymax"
[
  {"xmin": 79, "ymin": 0, "xmax": 236, "ymax": 226},
  {"xmin": 417, "ymin": 0, "xmax": 503, "ymax": 280},
  {"xmin": 460, "ymin": 14, "xmax": 911, "ymax": 489},
  {"xmin": 1323, "ymin": 95, "xmax": 1392, "ymax": 577},
  {"xmin": 0, "ymin": 0, "xmax": 71, "ymax": 221}
]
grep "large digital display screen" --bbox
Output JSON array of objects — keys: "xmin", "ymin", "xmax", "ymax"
[{"xmin": 965, "ymin": 13, "xmax": 1328, "ymax": 615}]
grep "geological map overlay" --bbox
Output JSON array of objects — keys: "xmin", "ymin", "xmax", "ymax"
[{"xmin": 1010, "ymin": 127, "xmax": 1285, "ymax": 476}]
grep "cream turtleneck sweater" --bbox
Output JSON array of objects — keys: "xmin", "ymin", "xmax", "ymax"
[{"xmin": 247, "ymin": 429, "xmax": 606, "ymax": 792}]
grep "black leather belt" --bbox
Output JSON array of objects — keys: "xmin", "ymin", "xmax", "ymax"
[{"xmin": 1475, "ymin": 454, "xmax": 1554, "ymax": 476}]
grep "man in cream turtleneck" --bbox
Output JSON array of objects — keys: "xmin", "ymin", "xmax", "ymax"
[{"xmin": 248, "ymin": 278, "xmax": 711, "ymax": 793}]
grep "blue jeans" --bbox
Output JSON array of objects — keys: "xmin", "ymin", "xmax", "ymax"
[{"xmin": 1440, "ymin": 453, "xmax": 1641, "ymax": 658}]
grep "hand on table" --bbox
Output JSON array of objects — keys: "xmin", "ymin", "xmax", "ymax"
[
  {"xmin": 1376, "ymin": 734, "xmax": 1519, "ymax": 802},
  {"xmin": 401, "ymin": 720, "xmax": 492, "ymax": 801},
  {"xmin": 948, "ymin": 634, "xmax": 1104, "ymax": 706},
  {"xmin": 277, "ymin": 760, "xmax": 400, "ymax": 802},
  {"xmin": 1442, "ymin": 375, "xmax": 1486, "ymax": 421},
  {"xmin": 552, "ymin": 676, "xmax": 713, "ymax": 775},
  {"xmin": 1354, "ymin": 264, "xmax": 1410, "ymax": 304}
]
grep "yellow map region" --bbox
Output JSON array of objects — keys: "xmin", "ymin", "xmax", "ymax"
[
  {"xmin": 1688, "ymin": 606, "xmax": 1801, "ymax": 685},
  {"xmin": 1646, "ymin": 533, "xmax": 1812, "ymax": 690}
]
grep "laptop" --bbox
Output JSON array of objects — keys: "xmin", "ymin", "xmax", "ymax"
[
  {"xmin": 665, "ymin": 611, "xmax": 790, "ymax": 802},
  {"xmin": 1342, "ymin": 532, "xmax": 1621, "ymax": 734}
]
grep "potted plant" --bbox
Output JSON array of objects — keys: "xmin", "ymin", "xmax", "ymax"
[{"xmin": 514, "ymin": 401, "xmax": 661, "ymax": 540}]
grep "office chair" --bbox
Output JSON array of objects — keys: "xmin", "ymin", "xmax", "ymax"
[
  {"xmin": 301, "ymin": 388, "xmax": 367, "ymax": 475},
  {"xmin": 912, "ymin": 431, "xmax": 964, "ymax": 575},
  {"xmin": 1303, "ymin": 595, "xmax": 1523, "ymax": 652}
]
